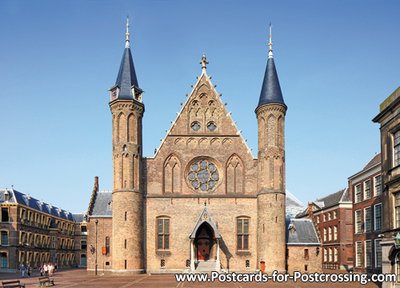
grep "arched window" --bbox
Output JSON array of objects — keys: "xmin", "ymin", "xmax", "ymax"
[
  {"xmin": 157, "ymin": 217, "xmax": 170, "ymax": 250},
  {"xmin": 237, "ymin": 217, "xmax": 250, "ymax": 251}
]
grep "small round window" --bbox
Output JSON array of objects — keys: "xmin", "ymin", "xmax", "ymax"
[
  {"xmin": 207, "ymin": 122, "xmax": 217, "ymax": 132},
  {"xmin": 191, "ymin": 122, "xmax": 200, "ymax": 132},
  {"xmin": 187, "ymin": 159, "xmax": 219, "ymax": 192}
]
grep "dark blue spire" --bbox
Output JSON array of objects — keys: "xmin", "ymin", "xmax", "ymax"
[
  {"xmin": 114, "ymin": 46, "xmax": 140, "ymax": 99},
  {"xmin": 257, "ymin": 57, "xmax": 285, "ymax": 108}
]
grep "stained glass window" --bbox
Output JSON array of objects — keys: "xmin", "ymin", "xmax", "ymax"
[{"xmin": 187, "ymin": 159, "xmax": 219, "ymax": 191}]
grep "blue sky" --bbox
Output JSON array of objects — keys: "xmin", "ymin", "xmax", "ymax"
[{"xmin": 1, "ymin": 0, "xmax": 399, "ymax": 213}]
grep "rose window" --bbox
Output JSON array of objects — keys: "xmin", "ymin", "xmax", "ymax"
[{"xmin": 187, "ymin": 159, "xmax": 219, "ymax": 191}]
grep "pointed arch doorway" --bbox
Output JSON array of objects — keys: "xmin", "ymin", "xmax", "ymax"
[{"xmin": 189, "ymin": 206, "xmax": 221, "ymax": 272}]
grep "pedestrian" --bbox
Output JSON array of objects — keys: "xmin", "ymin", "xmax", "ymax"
[
  {"xmin": 40, "ymin": 265, "xmax": 44, "ymax": 276},
  {"xmin": 54, "ymin": 263, "xmax": 57, "ymax": 272},
  {"xmin": 27, "ymin": 264, "xmax": 31, "ymax": 277},
  {"xmin": 20, "ymin": 264, "xmax": 25, "ymax": 278},
  {"xmin": 49, "ymin": 263, "xmax": 54, "ymax": 276},
  {"xmin": 44, "ymin": 263, "xmax": 48, "ymax": 276}
]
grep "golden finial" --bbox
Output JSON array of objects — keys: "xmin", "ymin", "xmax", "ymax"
[
  {"xmin": 125, "ymin": 16, "xmax": 130, "ymax": 48},
  {"xmin": 268, "ymin": 23, "xmax": 273, "ymax": 59}
]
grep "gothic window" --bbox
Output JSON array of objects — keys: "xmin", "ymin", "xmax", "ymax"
[
  {"xmin": 226, "ymin": 155, "xmax": 243, "ymax": 193},
  {"xmin": 127, "ymin": 114, "xmax": 135, "ymax": 142},
  {"xmin": 157, "ymin": 217, "xmax": 170, "ymax": 250},
  {"xmin": 164, "ymin": 155, "xmax": 181, "ymax": 193},
  {"xmin": 187, "ymin": 159, "xmax": 219, "ymax": 192},
  {"xmin": 237, "ymin": 217, "xmax": 249, "ymax": 250},
  {"xmin": 191, "ymin": 122, "xmax": 200, "ymax": 132},
  {"xmin": 118, "ymin": 113, "xmax": 127, "ymax": 142},
  {"xmin": 267, "ymin": 115, "xmax": 276, "ymax": 147},
  {"xmin": 207, "ymin": 122, "xmax": 217, "ymax": 132}
]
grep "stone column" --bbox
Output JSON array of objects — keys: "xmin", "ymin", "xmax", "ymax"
[{"xmin": 190, "ymin": 240, "xmax": 195, "ymax": 272}]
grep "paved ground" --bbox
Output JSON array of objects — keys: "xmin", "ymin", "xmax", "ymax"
[{"xmin": 0, "ymin": 269, "xmax": 382, "ymax": 287}]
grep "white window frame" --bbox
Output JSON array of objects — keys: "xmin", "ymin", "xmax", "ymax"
[
  {"xmin": 364, "ymin": 179, "xmax": 371, "ymax": 200},
  {"xmin": 333, "ymin": 211, "xmax": 337, "ymax": 219},
  {"xmin": 374, "ymin": 203, "xmax": 382, "ymax": 231},
  {"xmin": 328, "ymin": 227, "xmax": 332, "ymax": 241},
  {"xmin": 374, "ymin": 174, "xmax": 382, "ymax": 196},
  {"xmin": 375, "ymin": 239, "xmax": 382, "ymax": 268},
  {"xmin": 324, "ymin": 248, "xmax": 328, "ymax": 262},
  {"xmin": 394, "ymin": 130, "xmax": 400, "ymax": 167},
  {"xmin": 365, "ymin": 240, "xmax": 372, "ymax": 268},
  {"xmin": 323, "ymin": 228, "xmax": 327, "ymax": 242},
  {"xmin": 334, "ymin": 247, "xmax": 338, "ymax": 263},
  {"xmin": 355, "ymin": 184, "xmax": 362, "ymax": 203},
  {"xmin": 355, "ymin": 210, "xmax": 362, "ymax": 234},
  {"xmin": 364, "ymin": 207, "xmax": 371, "ymax": 232},
  {"xmin": 334, "ymin": 225, "xmax": 338, "ymax": 240},
  {"xmin": 356, "ymin": 241, "xmax": 362, "ymax": 267}
]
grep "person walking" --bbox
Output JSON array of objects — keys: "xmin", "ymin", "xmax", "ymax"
[
  {"xmin": 44, "ymin": 263, "xmax": 48, "ymax": 276},
  {"xmin": 40, "ymin": 265, "xmax": 44, "ymax": 276},
  {"xmin": 20, "ymin": 264, "xmax": 25, "ymax": 278},
  {"xmin": 27, "ymin": 264, "xmax": 31, "ymax": 277}
]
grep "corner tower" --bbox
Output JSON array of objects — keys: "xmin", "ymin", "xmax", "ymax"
[
  {"xmin": 255, "ymin": 26, "xmax": 287, "ymax": 272},
  {"xmin": 109, "ymin": 19, "xmax": 144, "ymax": 273}
]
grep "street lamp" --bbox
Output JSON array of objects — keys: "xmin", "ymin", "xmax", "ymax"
[
  {"xmin": 95, "ymin": 220, "xmax": 98, "ymax": 276},
  {"xmin": 394, "ymin": 232, "xmax": 400, "ymax": 249}
]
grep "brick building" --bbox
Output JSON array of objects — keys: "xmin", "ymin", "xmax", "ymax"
[
  {"xmin": 297, "ymin": 188, "xmax": 353, "ymax": 271},
  {"xmin": 86, "ymin": 22, "xmax": 319, "ymax": 274},
  {"xmin": 0, "ymin": 189, "xmax": 87, "ymax": 272},
  {"xmin": 373, "ymin": 86, "xmax": 400, "ymax": 287},
  {"xmin": 348, "ymin": 153, "xmax": 382, "ymax": 274}
]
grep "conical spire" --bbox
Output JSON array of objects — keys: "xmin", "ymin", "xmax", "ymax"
[
  {"xmin": 112, "ymin": 17, "xmax": 140, "ymax": 100},
  {"xmin": 257, "ymin": 25, "xmax": 285, "ymax": 108}
]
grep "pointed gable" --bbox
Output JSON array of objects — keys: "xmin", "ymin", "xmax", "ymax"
[
  {"xmin": 189, "ymin": 206, "xmax": 221, "ymax": 239},
  {"xmin": 154, "ymin": 61, "xmax": 252, "ymax": 157}
]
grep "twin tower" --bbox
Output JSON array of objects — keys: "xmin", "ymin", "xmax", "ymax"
[{"xmin": 108, "ymin": 21, "xmax": 286, "ymax": 273}]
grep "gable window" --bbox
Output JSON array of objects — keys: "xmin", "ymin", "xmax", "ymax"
[
  {"xmin": 364, "ymin": 207, "xmax": 371, "ymax": 232},
  {"xmin": 157, "ymin": 217, "xmax": 170, "ymax": 250},
  {"xmin": 374, "ymin": 204, "xmax": 382, "ymax": 231},
  {"xmin": 237, "ymin": 217, "xmax": 249, "ymax": 250},
  {"xmin": 364, "ymin": 180, "xmax": 371, "ymax": 200},
  {"xmin": 191, "ymin": 122, "xmax": 200, "ymax": 132},
  {"xmin": 374, "ymin": 175, "xmax": 382, "ymax": 196},
  {"xmin": 355, "ymin": 210, "xmax": 362, "ymax": 233},
  {"xmin": 207, "ymin": 122, "xmax": 217, "ymax": 132},
  {"xmin": 394, "ymin": 130, "xmax": 400, "ymax": 167},
  {"xmin": 355, "ymin": 184, "xmax": 362, "ymax": 203}
]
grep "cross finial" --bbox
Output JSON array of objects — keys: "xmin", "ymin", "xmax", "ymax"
[
  {"xmin": 268, "ymin": 23, "xmax": 273, "ymax": 59},
  {"xmin": 200, "ymin": 53, "xmax": 209, "ymax": 72},
  {"xmin": 125, "ymin": 16, "xmax": 130, "ymax": 48}
]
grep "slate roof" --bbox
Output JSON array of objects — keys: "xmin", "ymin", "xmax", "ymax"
[
  {"xmin": 363, "ymin": 153, "xmax": 381, "ymax": 171},
  {"xmin": 72, "ymin": 213, "xmax": 86, "ymax": 223},
  {"xmin": 296, "ymin": 188, "xmax": 350, "ymax": 218},
  {"xmin": 257, "ymin": 57, "xmax": 285, "ymax": 108},
  {"xmin": 89, "ymin": 190, "xmax": 112, "ymax": 217},
  {"xmin": 113, "ymin": 46, "xmax": 140, "ymax": 100},
  {"xmin": 286, "ymin": 218, "xmax": 320, "ymax": 245},
  {"xmin": 0, "ymin": 189, "xmax": 76, "ymax": 222}
]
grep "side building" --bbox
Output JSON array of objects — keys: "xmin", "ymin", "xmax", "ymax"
[
  {"xmin": 297, "ymin": 188, "xmax": 353, "ymax": 271},
  {"xmin": 0, "ymin": 189, "xmax": 87, "ymax": 272},
  {"xmin": 348, "ymin": 153, "xmax": 382, "ymax": 274},
  {"xmin": 372, "ymin": 86, "xmax": 400, "ymax": 288}
]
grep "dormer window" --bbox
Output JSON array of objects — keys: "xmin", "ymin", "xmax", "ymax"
[{"xmin": 110, "ymin": 88, "xmax": 119, "ymax": 101}]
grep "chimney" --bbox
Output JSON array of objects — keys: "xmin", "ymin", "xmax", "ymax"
[{"xmin": 4, "ymin": 190, "xmax": 10, "ymax": 202}]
